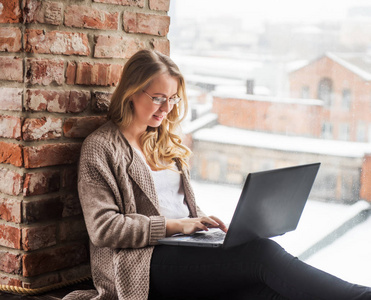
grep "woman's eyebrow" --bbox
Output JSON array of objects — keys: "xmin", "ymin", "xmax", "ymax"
[{"xmin": 152, "ymin": 92, "xmax": 178, "ymax": 97}]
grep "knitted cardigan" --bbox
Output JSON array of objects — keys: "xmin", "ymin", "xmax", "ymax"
[{"xmin": 63, "ymin": 121, "xmax": 204, "ymax": 300}]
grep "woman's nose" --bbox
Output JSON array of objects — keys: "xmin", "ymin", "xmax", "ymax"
[{"xmin": 160, "ymin": 99, "xmax": 173, "ymax": 113}]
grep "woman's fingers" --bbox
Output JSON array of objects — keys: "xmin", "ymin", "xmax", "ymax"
[
  {"xmin": 200, "ymin": 216, "xmax": 220, "ymax": 228},
  {"xmin": 209, "ymin": 215, "xmax": 228, "ymax": 233}
]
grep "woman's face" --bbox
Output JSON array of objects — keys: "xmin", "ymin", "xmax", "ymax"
[{"xmin": 131, "ymin": 73, "xmax": 178, "ymax": 131}]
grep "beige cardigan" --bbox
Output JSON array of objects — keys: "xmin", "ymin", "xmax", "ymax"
[{"xmin": 63, "ymin": 121, "xmax": 204, "ymax": 300}]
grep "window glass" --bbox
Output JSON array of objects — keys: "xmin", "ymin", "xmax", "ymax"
[
  {"xmin": 169, "ymin": 0, "xmax": 371, "ymax": 286},
  {"xmin": 318, "ymin": 78, "xmax": 333, "ymax": 107},
  {"xmin": 342, "ymin": 89, "xmax": 352, "ymax": 110}
]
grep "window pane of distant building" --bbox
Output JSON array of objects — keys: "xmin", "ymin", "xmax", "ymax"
[
  {"xmin": 357, "ymin": 122, "xmax": 366, "ymax": 142},
  {"xmin": 318, "ymin": 78, "xmax": 333, "ymax": 107},
  {"xmin": 339, "ymin": 123, "xmax": 350, "ymax": 141},
  {"xmin": 321, "ymin": 122, "xmax": 333, "ymax": 139},
  {"xmin": 368, "ymin": 124, "xmax": 371, "ymax": 142},
  {"xmin": 342, "ymin": 89, "xmax": 352, "ymax": 110},
  {"xmin": 301, "ymin": 86, "xmax": 310, "ymax": 98}
]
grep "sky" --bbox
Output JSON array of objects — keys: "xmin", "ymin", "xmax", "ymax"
[{"xmin": 171, "ymin": 0, "xmax": 371, "ymax": 24}]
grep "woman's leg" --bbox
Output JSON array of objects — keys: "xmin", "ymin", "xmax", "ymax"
[{"xmin": 149, "ymin": 238, "xmax": 371, "ymax": 300}]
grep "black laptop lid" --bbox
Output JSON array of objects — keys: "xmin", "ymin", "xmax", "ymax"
[{"xmin": 223, "ymin": 163, "xmax": 320, "ymax": 248}]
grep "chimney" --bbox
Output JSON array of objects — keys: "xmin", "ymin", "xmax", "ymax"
[{"xmin": 246, "ymin": 79, "xmax": 254, "ymax": 94}]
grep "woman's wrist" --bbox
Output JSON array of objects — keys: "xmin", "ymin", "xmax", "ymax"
[{"xmin": 165, "ymin": 219, "xmax": 181, "ymax": 237}]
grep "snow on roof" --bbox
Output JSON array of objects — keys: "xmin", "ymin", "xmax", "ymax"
[
  {"xmin": 185, "ymin": 74, "xmax": 245, "ymax": 86},
  {"xmin": 326, "ymin": 52, "xmax": 371, "ymax": 81},
  {"xmin": 212, "ymin": 91, "xmax": 323, "ymax": 106},
  {"xmin": 290, "ymin": 52, "xmax": 371, "ymax": 81},
  {"xmin": 193, "ymin": 125, "xmax": 371, "ymax": 158}
]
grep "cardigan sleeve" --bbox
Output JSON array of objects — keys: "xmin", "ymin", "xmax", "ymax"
[{"xmin": 78, "ymin": 135, "xmax": 166, "ymax": 249}]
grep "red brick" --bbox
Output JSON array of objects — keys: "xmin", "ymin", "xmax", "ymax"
[
  {"xmin": 65, "ymin": 5, "xmax": 119, "ymax": 30},
  {"xmin": 0, "ymin": 167, "xmax": 23, "ymax": 196},
  {"xmin": 59, "ymin": 218, "xmax": 87, "ymax": 242},
  {"xmin": 0, "ymin": 198, "xmax": 22, "ymax": 223},
  {"xmin": 23, "ymin": 243, "xmax": 88, "ymax": 277},
  {"xmin": 23, "ymin": 170, "xmax": 60, "ymax": 196},
  {"xmin": 93, "ymin": 0, "xmax": 144, "ymax": 7},
  {"xmin": 0, "ymin": 141, "xmax": 23, "ymax": 167},
  {"xmin": 63, "ymin": 116, "xmax": 107, "ymax": 138},
  {"xmin": 25, "ymin": 89, "xmax": 89, "ymax": 113},
  {"xmin": 66, "ymin": 61, "xmax": 76, "ymax": 85},
  {"xmin": 26, "ymin": 89, "xmax": 67, "ymax": 113},
  {"xmin": 92, "ymin": 91, "xmax": 112, "ymax": 112},
  {"xmin": 0, "ymin": 250, "xmax": 22, "ymax": 274},
  {"xmin": 61, "ymin": 194, "xmax": 82, "ymax": 218},
  {"xmin": 68, "ymin": 91, "xmax": 90, "ymax": 113},
  {"xmin": 22, "ymin": 273, "xmax": 60, "ymax": 289},
  {"xmin": 0, "ymin": 115, "xmax": 22, "ymax": 140},
  {"xmin": 0, "ymin": 224, "xmax": 21, "ymax": 249},
  {"xmin": 0, "ymin": 56, "xmax": 23, "ymax": 82},
  {"xmin": 0, "ymin": 27, "xmax": 21, "ymax": 52},
  {"xmin": 361, "ymin": 155, "xmax": 371, "ymax": 201},
  {"xmin": 73, "ymin": 62, "xmax": 123, "ymax": 86},
  {"xmin": 94, "ymin": 35, "xmax": 145, "ymax": 59},
  {"xmin": 0, "ymin": 0, "xmax": 21, "ymax": 23},
  {"xmin": 0, "ymin": 87, "xmax": 22, "ymax": 111},
  {"xmin": 149, "ymin": 0, "xmax": 170, "ymax": 11},
  {"xmin": 150, "ymin": 38, "xmax": 170, "ymax": 56},
  {"xmin": 22, "ymin": 117, "xmax": 62, "ymax": 141},
  {"xmin": 23, "ymin": 197, "xmax": 63, "ymax": 223},
  {"xmin": 123, "ymin": 11, "xmax": 170, "ymax": 36},
  {"xmin": 25, "ymin": 29, "xmax": 90, "ymax": 56},
  {"xmin": 0, "ymin": 275, "xmax": 22, "ymax": 287},
  {"xmin": 22, "ymin": 224, "xmax": 57, "ymax": 251},
  {"xmin": 24, "ymin": 0, "xmax": 63, "ymax": 25},
  {"xmin": 23, "ymin": 143, "xmax": 82, "ymax": 168},
  {"xmin": 26, "ymin": 58, "xmax": 64, "ymax": 86}
]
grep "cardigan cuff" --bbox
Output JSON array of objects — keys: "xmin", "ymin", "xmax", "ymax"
[{"xmin": 149, "ymin": 216, "xmax": 166, "ymax": 245}]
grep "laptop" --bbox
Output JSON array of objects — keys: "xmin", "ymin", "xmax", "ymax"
[{"xmin": 158, "ymin": 162, "xmax": 320, "ymax": 248}]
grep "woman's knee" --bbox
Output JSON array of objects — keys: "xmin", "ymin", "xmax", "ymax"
[{"xmin": 242, "ymin": 238, "xmax": 286, "ymax": 261}]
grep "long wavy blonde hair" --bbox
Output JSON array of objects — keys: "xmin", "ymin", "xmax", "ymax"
[{"xmin": 107, "ymin": 49, "xmax": 191, "ymax": 171}]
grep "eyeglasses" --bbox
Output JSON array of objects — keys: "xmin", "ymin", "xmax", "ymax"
[{"xmin": 142, "ymin": 90, "xmax": 182, "ymax": 105}]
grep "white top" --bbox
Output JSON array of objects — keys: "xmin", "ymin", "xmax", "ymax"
[{"xmin": 134, "ymin": 148, "xmax": 189, "ymax": 219}]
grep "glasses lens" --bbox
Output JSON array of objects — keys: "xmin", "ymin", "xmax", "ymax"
[
  {"xmin": 169, "ymin": 97, "xmax": 182, "ymax": 104},
  {"xmin": 152, "ymin": 97, "xmax": 167, "ymax": 105}
]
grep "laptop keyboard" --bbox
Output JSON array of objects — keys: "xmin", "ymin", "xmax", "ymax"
[{"xmin": 191, "ymin": 230, "xmax": 226, "ymax": 242}]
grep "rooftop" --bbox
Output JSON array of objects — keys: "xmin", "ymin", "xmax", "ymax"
[{"xmin": 193, "ymin": 124, "xmax": 371, "ymax": 158}]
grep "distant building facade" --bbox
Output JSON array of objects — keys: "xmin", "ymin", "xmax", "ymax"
[
  {"xmin": 187, "ymin": 52, "xmax": 371, "ymax": 203},
  {"xmin": 190, "ymin": 126, "xmax": 371, "ymax": 203},
  {"xmin": 289, "ymin": 52, "xmax": 371, "ymax": 143}
]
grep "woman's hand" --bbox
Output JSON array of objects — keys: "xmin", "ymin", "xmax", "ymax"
[{"xmin": 165, "ymin": 216, "xmax": 228, "ymax": 237}]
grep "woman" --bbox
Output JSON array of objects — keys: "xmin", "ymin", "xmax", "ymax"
[{"xmin": 64, "ymin": 50, "xmax": 371, "ymax": 300}]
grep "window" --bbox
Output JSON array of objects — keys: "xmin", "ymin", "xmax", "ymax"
[
  {"xmin": 169, "ymin": 0, "xmax": 371, "ymax": 286},
  {"xmin": 338, "ymin": 123, "xmax": 350, "ymax": 141},
  {"xmin": 321, "ymin": 122, "xmax": 333, "ymax": 139},
  {"xmin": 342, "ymin": 89, "xmax": 352, "ymax": 110},
  {"xmin": 317, "ymin": 78, "xmax": 333, "ymax": 107},
  {"xmin": 301, "ymin": 86, "xmax": 310, "ymax": 98},
  {"xmin": 357, "ymin": 122, "xmax": 366, "ymax": 142}
]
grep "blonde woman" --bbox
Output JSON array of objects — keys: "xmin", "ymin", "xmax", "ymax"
[{"xmin": 64, "ymin": 50, "xmax": 371, "ymax": 300}]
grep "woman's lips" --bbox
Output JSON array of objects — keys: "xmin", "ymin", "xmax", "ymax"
[{"xmin": 153, "ymin": 115, "xmax": 164, "ymax": 121}]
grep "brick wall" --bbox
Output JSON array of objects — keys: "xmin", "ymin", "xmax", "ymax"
[
  {"xmin": 212, "ymin": 95, "xmax": 323, "ymax": 137},
  {"xmin": 289, "ymin": 55, "xmax": 371, "ymax": 142},
  {"xmin": 0, "ymin": 0, "xmax": 170, "ymax": 292}
]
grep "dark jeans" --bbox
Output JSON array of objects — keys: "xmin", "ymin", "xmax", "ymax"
[{"xmin": 149, "ymin": 238, "xmax": 371, "ymax": 300}]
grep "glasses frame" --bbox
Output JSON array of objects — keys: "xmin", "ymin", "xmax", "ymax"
[{"xmin": 142, "ymin": 90, "xmax": 182, "ymax": 105}]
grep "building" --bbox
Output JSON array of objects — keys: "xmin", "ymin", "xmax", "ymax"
[{"xmin": 289, "ymin": 52, "xmax": 371, "ymax": 142}]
